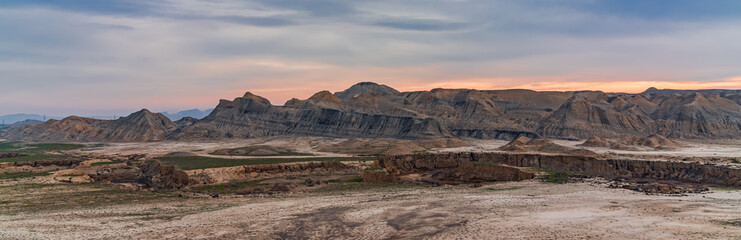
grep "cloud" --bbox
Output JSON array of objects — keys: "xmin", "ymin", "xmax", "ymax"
[{"xmin": 2, "ymin": 1, "xmax": 741, "ymax": 116}]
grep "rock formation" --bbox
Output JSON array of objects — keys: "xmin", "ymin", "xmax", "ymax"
[
  {"xmin": 91, "ymin": 160, "xmax": 189, "ymax": 189},
  {"xmin": 377, "ymin": 153, "xmax": 535, "ymax": 184},
  {"xmin": 7, "ymin": 83, "xmax": 741, "ymax": 142},
  {"xmin": 500, "ymin": 136, "xmax": 598, "ymax": 155},
  {"xmin": 579, "ymin": 134, "xmax": 681, "ymax": 150},
  {"xmin": 381, "ymin": 152, "xmax": 741, "ymax": 187},
  {"xmin": 7, "ymin": 109, "xmax": 174, "ymax": 142}
]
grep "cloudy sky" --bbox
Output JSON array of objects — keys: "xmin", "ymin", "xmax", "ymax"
[{"xmin": 2, "ymin": 0, "xmax": 741, "ymax": 116}]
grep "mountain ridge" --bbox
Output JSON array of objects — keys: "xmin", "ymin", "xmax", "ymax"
[{"xmin": 7, "ymin": 82, "xmax": 741, "ymax": 142}]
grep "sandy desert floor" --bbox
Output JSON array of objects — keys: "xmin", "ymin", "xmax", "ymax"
[{"xmin": 0, "ymin": 178, "xmax": 740, "ymax": 240}]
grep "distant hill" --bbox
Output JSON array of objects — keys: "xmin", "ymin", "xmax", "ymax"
[
  {"xmin": 162, "ymin": 109, "xmax": 213, "ymax": 121},
  {"xmin": 7, "ymin": 82, "xmax": 741, "ymax": 142},
  {"xmin": 0, "ymin": 114, "xmax": 59, "ymax": 125}
]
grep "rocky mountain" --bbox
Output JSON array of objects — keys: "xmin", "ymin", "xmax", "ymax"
[
  {"xmin": 334, "ymin": 82, "xmax": 400, "ymax": 101},
  {"xmin": 7, "ymin": 109, "xmax": 177, "ymax": 142},
  {"xmin": 162, "ymin": 109, "xmax": 213, "ymax": 121},
  {"xmin": 6, "ymin": 83, "xmax": 741, "ymax": 142},
  {"xmin": 177, "ymin": 91, "xmax": 449, "ymax": 140},
  {"xmin": 0, "ymin": 114, "xmax": 60, "ymax": 125}
]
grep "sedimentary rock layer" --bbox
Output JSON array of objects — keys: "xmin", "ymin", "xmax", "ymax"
[
  {"xmin": 378, "ymin": 154, "xmax": 535, "ymax": 183},
  {"xmin": 9, "ymin": 83, "xmax": 741, "ymax": 141},
  {"xmin": 187, "ymin": 161, "xmax": 361, "ymax": 185},
  {"xmin": 381, "ymin": 153, "xmax": 741, "ymax": 187}
]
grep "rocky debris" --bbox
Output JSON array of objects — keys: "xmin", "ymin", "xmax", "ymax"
[
  {"xmin": 500, "ymin": 136, "xmax": 599, "ymax": 155},
  {"xmin": 90, "ymin": 160, "xmax": 189, "ymax": 189},
  {"xmin": 0, "ymin": 152, "xmax": 28, "ymax": 159},
  {"xmin": 381, "ymin": 152, "xmax": 741, "ymax": 187},
  {"xmin": 608, "ymin": 179, "xmax": 709, "ymax": 195}
]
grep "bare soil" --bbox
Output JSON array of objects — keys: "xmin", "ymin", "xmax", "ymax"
[{"xmin": 0, "ymin": 178, "xmax": 739, "ymax": 239}]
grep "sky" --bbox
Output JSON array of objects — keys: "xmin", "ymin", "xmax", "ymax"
[{"xmin": 2, "ymin": 0, "xmax": 741, "ymax": 116}]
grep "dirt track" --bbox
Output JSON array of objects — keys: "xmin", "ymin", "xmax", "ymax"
[{"xmin": 1, "ymin": 180, "xmax": 739, "ymax": 239}]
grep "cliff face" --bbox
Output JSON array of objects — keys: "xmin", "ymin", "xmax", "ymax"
[
  {"xmin": 176, "ymin": 91, "xmax": 450, "ymax": 139},
  {"xmin": 8, "ymin": 83, "xmax": 741, "ymax": 142},
  {"xmin": 381, "ymin": 153, "xmax": 741, "ymax": 187}
]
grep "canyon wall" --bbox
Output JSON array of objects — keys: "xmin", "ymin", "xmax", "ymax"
[{"xmin": 380, "ymin": 152, "xmax": 741, "ymax": 187}]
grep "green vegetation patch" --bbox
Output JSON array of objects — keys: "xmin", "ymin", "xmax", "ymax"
[
  {"xmin": 26, "ymin": 143, "xmax": 85, "ymax": 151},
  {"xmin": 0, "ymin": 142, "xmax": 21, "ymax": 151},
  {"xmin": 158, "ymin": 156, "xmax": 376, "ymax": 170},
  {"xmin": 721, "ymin": 220, "xmax": 741, "ymax": 227},
  {"xmin": 0, "ymin": 172, "xmax": 50, "ymax": 180},
  {"xmin": 0, "ymin": 153, "xmax": 81, "ymax": 163},
  {"xmin": 484, "ymin": 186, "xmax": 524, "ymax": 191},
  {"xmin": 347, "ymin": 176, "xmax": 363, "ymax": 182},
  {"xmin": 412, "ymin": 148, "xmax": 430, "ymax": 154},
  {"xmin": 536, "ymin": 169, "xmax": 577, "ymax": 184},
  {"xmin": 472, "ymin": 161, "xmax": 501, "ymax": 166},
  {"xmin": 0, "ymin": 143, "xmax": 86, "ymax": 163},
  {"xmin": 0, "ymin": 182, "xmax": 183, "ymax": 215}
]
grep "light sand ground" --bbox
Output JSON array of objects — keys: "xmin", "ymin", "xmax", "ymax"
[
  {"xmin": 553, "ymin": 139, "xmax": 741, "ymax": 158},
  {"xmin": 72, "ymin": 137, "xmax": 741, "ymax": 159},
  {"xmin": 76, "ymin": 137, "xmax": 353, "ymax": 158},
  {"xmin": 0, "ymin": 180, "xmax": 739, "ymax": 239}
]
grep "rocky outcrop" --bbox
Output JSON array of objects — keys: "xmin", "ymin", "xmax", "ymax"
[
  {"xmin": 140, "ymin": 160, "xmax": 190, "ymax": 189},
  {"xmin": 90, "ymin": 160, "xmax": 189, "ymax": 189},
  {"xmin": 382, "ymin": 153, "xmax": 741, "ymax": 187},
  {"xmin": 177, "ymin": 88, "xmax": 450, "ymax": 140},
  {"xmin": 378, "ymin": 154, "xmax": 535, "ymax": 184},
  {"xmin": 188, "ymin": 161, "xmax": 361, "ymax": 185}
]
